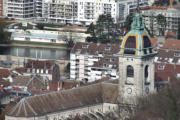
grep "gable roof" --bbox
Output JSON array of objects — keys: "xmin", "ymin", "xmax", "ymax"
[
  {"xmin": 162, "ymin": 39, "xmax": 180, "ymax": 50},
  {"xmin": 0, "ymin": 69, "xmax": 11, "ymax": 78},
  {"xmin": 71, "ymin": 42, "xmax": 120, "ymax": 55},
  {"xmin": 6, "ymin": 83, "xmax": 118, "ymax": 117}
]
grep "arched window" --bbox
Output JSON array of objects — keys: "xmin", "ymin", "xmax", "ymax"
[
  {"xmin": 124, "ymin": 36, "xmax": 136, "ymax": 55},
  {"xmin": 143, "ymin": 36, "xmax": 152, "ymax": 54},
  {"xmin": 127, "ymin": 65, "xmax": 134, "ymax": 77},
  {"xmin": 145, "ymin": 65, "xmax": 149, "ymax": 78}
]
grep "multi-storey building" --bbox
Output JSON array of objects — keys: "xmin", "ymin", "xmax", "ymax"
[
  {"xmin": 70, "ymin": 42, "xmax": 119, "ymax": 82},
  {"xmin": 5, "ymin": 0, "xmax": 34, "ymax": 20},
  {"xmin": 141, "ymin": 7, "xmax": 180, "ymax": 36},
  {"xmin": 47, "ymin": 0, "xmax": 78, "ymax": 24},
  {"xmin": 116, "ymin": 0, "xmax": 150, "ymax": 23},
  {"xmin": 154, "ymin": 39, "xmax": 180, "ymax": 89},
  {"xmin": 0, "ymin": 0, "xmax": 4, "ymax": 17},
  {"xmin": 44, "ymin": 0, "xmax": 117, "ymax": 25},
  {"xmin": 2, "ymin": 0, "xmax": 151, "ymax": 25}
]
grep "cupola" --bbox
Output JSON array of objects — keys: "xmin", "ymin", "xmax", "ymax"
[{"xmin": 119, "ymin": 10, "xmax": 157, "ymax": 57}]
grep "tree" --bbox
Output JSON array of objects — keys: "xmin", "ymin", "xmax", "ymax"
[
  {"xmin": 61, "ymin": 32, "xmax": 74, "ymax": 48},
  {"xmin": 86, "ymin": 23, "xmax": 96, "ymax": 37},
  {"xmin": 86, "ymin": 14, "xmax": 119, "ymax": 43},
  {"xmin": 133, "ymin": 80, "xmax": 180, "ymax": 120},
  {"xmin": 125, "ymin": 15, "xmax": 133, "ymax": 32},
  {"xmin": 36, "ymin": 23, "xmax": 44, "ymax": 30},
  {"xmin": 0, "ymin": 23, "xmax": 11, "ymax": 44},
  {"xmin": 156, "ymin": 14, "xmax": 166, "ymax": 36}
]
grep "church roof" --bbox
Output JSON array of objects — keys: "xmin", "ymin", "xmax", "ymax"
[
  {"xmin": 118, "ymin": 11, "xmax": 157, "ymax": 57},
  {"xmin": 6, "ymin": 83, "xmax": 118, "ymax": 117}
]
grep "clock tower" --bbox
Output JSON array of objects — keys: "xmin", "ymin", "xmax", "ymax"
[{"xmin": 117, "ymin": 9, "xmax": 157, "ymax": 105}]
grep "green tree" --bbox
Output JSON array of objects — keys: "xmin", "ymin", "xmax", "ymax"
[
  {"xmin": 86, "ymin": 23, "xmax": 96, "ymax": 37},
  {"xmin": 124, "ymin": 15, "xmax": 133, "ymax": 32},
  {"xmin": 0, "ymin": 23, "xmax": 11, "ymax": 44},
  {"xmin": 86, "ymin": 14, "xmax": 119, "ymax": 43},
  {"xmin": 36, "ymin": 23, "xmax": 45, "ymax": 30},
  {"xmin": 156, "ymin": 14, "xmax": 166, "ymax": 36}
]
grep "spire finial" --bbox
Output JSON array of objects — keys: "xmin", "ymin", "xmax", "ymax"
[{"xmin": 137, "ymin": 0, "xmax": 140, "ymax": 13}]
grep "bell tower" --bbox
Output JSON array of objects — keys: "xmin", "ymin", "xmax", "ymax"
[{"xmin": 117, "ymin": 6, "xmax": 157, "ymax": 105}]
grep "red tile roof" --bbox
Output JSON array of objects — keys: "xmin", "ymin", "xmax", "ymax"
[
  {"xmin": 141, "ymin": 6, "xmax": 167, "ymax": 11},
  {"xmin": 162, "ymin": 39, "xmax": 180, "ymax": 50},
  {"xmin": 155, "ymin": 63, "xmax": 180, "ymax": 82},
  {"xmin": 25, "ymin": 59, "xmax": 55, "ymax": 69},
  {"xmin": 151, "ymin": 38, "xmax": 158, "ymax": 47},
  {"xmin": 14, "ymin": 67, "xmax": 25, "ymax": 74},
  {"xmin": 0, "ymin": 69, "xmax": 10, "ymax": 78}
]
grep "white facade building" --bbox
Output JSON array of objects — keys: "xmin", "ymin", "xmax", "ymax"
[
  {"xmin": 70, "ymin": 42, "xmax": 119, "ymax": 82},
  {"xmin": 5, "ymin": 0, "xmax": 34, "ymax": 20},
  {"xmin": 141, "ymin": 7, "xmax": 180, "ymax": 36},
  {"xmin": 44, "ymin": 0, "xmax": 117, "ymax": 25},
  {"xmin": 116, "ymin": 0, "xmax": 150, "ymax": 23}
]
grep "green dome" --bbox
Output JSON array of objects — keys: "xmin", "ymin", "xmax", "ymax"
[{"xmin": 119, "ymin": 12, "xmax": 157, "ymax": 57}]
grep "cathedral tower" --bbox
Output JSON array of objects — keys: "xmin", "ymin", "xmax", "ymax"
[{"xmin": 117, "ymin": 9, "xmax": 157, "ymax": 105}]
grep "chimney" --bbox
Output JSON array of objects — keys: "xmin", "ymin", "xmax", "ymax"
[
  {"xmin": 57, "ymin": 81, "xmax": 60, "ymax": 91},
  {"xmin": 168, "ymin": 76, "xmax": 171, "ymax": 82}
]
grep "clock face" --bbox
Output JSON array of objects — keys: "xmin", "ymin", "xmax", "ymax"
[
  {"xmin": 127, "ymin": 88, "xmax": 132, "ymax": 94},
  {"xmin": 145, "ymin": 87, "xmax": 149, "ymax": 94}
]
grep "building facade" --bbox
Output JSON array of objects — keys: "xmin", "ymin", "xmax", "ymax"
[
  {"xmin": 116, "ymin": 0, "xmax": 150, "ymax": 24},
  {"xmin": 141, "ymin": 7, "xmax": 180, "ymax": 36},
  {"xmin": 4, "ymin": 0, "xmax": 34, "ymax": 20},
  {"xmin": 70, "ymin": 42, "xmax": 119, "ymax": 82}
]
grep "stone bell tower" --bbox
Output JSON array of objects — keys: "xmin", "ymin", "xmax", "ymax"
[{"xmin": 117, "ymin": 8, "xmax": 157, "ymax": 105}]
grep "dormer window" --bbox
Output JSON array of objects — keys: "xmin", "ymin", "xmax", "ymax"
[
  {"xmin": 105, "ymin": 46, "xmax": 111, "ymax": 50},
  {"xmin": 174, "ymin": 52, "xmax": 180, "ymax": 57},
  {"xmin": 143, "ymin": 36, "xmax": 152, "ymax": 54},
  {"xmin": 158, "ymin": 65, "xmax": 165, "ymax": 70},
  {"xmin": 82, "ymin": 44, "xmax": 88, "ymax": 48},
  {"xmin": 124, "ymin": 36, "xmax": 136, "ymax": 55}
]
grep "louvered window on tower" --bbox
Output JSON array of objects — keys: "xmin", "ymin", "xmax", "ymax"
[
  {"xmin": 143, "ymin": 36, "xmax": 152, "ymax": 54},
  {"xmin": 124, "ymin": 36, "xmax": 136, "ymax": 55},
  {"xmin": 127, "ymin": 65, "xmax": 134, "ymax": 77}
]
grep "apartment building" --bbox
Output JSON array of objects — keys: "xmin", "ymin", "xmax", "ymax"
[
  {"xmin": 44, "ymin": 0, "xmax": 117, "ymax": 25},
  {"xmin": 116, "ymin": 0, "xmax": 150, "ymax": 23},
  {"xmin": 47, "ymin": 0, "xmax": 78, "ymax": 24},
  {"xmin": 70, "ymin": 42, "xmax": 119, "ymax": 82},
  {"xmin": 141, "ymin": 7, "xmax": 180, "ymax": 36},
  {"xmin": 4, "ymin": 0, "xmax": 34, "ymax": 20},
  {"xmin": 0, "ymin": 0, "xmax": 4, "ymax": 16},
  {"xmin": 154, "ymin": 39, "xmax": 180, "ymax": 88}
]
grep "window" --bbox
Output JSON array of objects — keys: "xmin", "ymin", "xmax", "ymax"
[
  {"xmin": 82, "ymin": 44, "xmax": 88, "ymax": 48},
  {"xmin": 127, "ymin": 65, "xmax": 134, "ymax": 77},
  {"xmin": 158, "ymin": 65, "xmax": 165, "ymax": 70},
  {"xmin": 174, "ymin": 52, "xmax": 180, "ymax": 57},
  {"xmin": 143, "ymin": 36, "xmax": 152, "ymax": 54},
  {"xmin": 124, "ymin": 36, "xmax": 136, "ymax": 55},
  {"xmin": 145, "ymin": 65, "xmax": 149, "ymax": 78}
]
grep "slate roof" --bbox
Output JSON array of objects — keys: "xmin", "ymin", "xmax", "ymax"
[
  {"xmin": 71, "ymin": 42, "xmax": 120, "ymax": 55},
  {"xmin": 92, "ymin": 56, "xmax": 119, "ymax": 70},
  {"xmin": 6, "ymin": 83, "xmax": 118, "ymax": 117}
]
